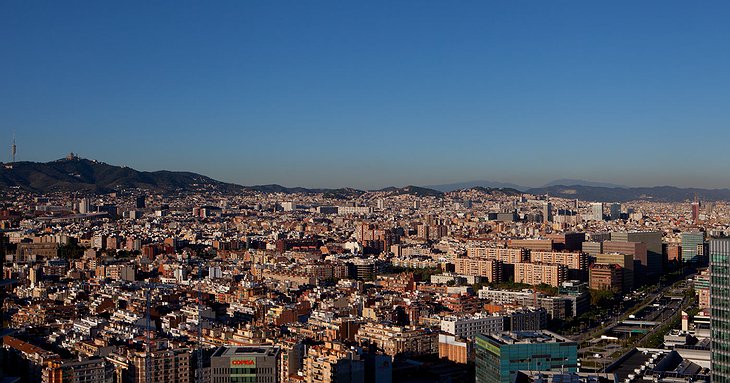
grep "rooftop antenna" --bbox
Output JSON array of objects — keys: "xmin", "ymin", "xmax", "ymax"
[{"xmin": 11, "ymin": 132, "xmax": 16, "ymax": 164}]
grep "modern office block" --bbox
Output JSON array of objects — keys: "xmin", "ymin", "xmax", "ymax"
[
  {"xmin": 475, "ymin": 331, "xmax": 577, "ymax": 383},
  {"xmin": 611, "ymin": 231, "xmax": 663, "ymax": 276},
  {"xmin": 682, "ymin": 232, "xmax": 706, "ymax": 264},
  {"xmin": 609, "ymin": 203, "xmax": 621, "ymax": 220},
  {"xmin": 210, "ymin": 346, "xmax": 280, "ymax": 383},
  {"xmin": 710, "ymin": 239, "xmax": 730, "ymax": 382}
]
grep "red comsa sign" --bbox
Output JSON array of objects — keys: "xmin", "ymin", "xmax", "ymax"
[{"xmin": 231, "ymin": 359, "xmax": 256, "ymax": 367}]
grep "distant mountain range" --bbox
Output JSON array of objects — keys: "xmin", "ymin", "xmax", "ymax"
[
  {"xmin": 524, "ymin": 185, "xmax": 730, "ymax": 203},
  {"xmin": 424, "ymin": 180, "xmax": 527, "ymax": 192},
  {"xmin": 540, "ymin": 179, "xmax": 627, "ymax": 189},
  {"xmin": 426, "ymin": 179, "xmax": 627, "ymax": 192},
  {"xmin": 2, "ymin": 158, "xmax": 729, "ymax": 202}
]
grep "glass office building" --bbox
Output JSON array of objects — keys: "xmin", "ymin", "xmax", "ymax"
[
  {"xmin": 711, "ymin": 239, "xmax": 730, "ymax": 382},
  {"xmin": 475, "ymin": 331, "xmax": 577, "ymax": 383},
  {"xmin": 682, "ymin": 232, "xmax": 706, "ymax": 264}
]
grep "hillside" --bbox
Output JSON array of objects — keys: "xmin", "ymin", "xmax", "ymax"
[
  {"xmin": 373, "ymin": 185, "xmax": 444, "ymax": 197},
  {"xmin": 0, "ymin": 157, "xmax": 243, "ymax": 193}
]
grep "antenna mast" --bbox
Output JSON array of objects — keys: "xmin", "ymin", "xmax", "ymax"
[{"xmin": 11, "ymin": 132, "xmax": 16, "ymax": 164}]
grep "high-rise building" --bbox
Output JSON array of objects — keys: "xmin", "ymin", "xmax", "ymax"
[
  {"xmin": 692, "ymin": 201, "xmax": 701, "ymax": 224},
  {"xmin": 695, "ymin": 268, "xmax": 710, "ymax": 310},
  {"xmin": 602, "ymin": 241, "xmax": 647, "ymax": 287},
  {"xmin": 681, "ymin": 232, "xmax": 706, "ymax": 264},
  {"xmin": 529, "ymin": 251, "xmax": 588, "ymax": 272},
  {"xmin": 581, "ymin": 241, "xmax": 602, "ymax": 256},
  {"xmin": 467, "ymin": 247, "xmax": 528, "ymax": 263},
  {"xmin": 589, "ymin": 263, "xmax": 623, "ymax": 293},
  {"xmin": 281, "ymin": 201, "xmax": 296, "ymax": 211},
  {"xmin": 513, "ymin": 263, "xmax": 567, "ymax": 287},
  {"xmin": 610, "ymin": 231, "xmax": 663, "ymax": 277},
  {"xmin": 210, "ymin": 346, "xmax": 280, "ymax": 383},
  {"xmin": 135, "ymin": 195, "xmax": 146, "ymax": 209},
  {"xmin": 453, "ymin": 258, "xmax": 504, "ymax": 283},
  {"xmin": 475, "ymin": 331, "xmax": 577, "ymax": 383},
  {"xmin": 542, "ymin": 202, "xmax": 553, "ymax": 223},
  {"xmin": 710, "ymin": 239, "xmax": 730, "ymax": 382},
  {"xmin": 29, "ymin": 266, "xmax": 42, "ymax": 287},
  {"xmin": 590, "ymin": 203, "xmax": 603, "ymax": 221},
  {"xmin": 595, "ymin": 253, "xmax": 634, "ymax": 292},
  {"xmin": 609, "ymin": 203, "xmax": 621, "ymax": 220},
  {"xmin": 79, "ymin": 197, "xmax": 91, "ymax": 214},
  {"xmin": 508, "ymin": 240, "xmax": 553, "ymax": 252}
]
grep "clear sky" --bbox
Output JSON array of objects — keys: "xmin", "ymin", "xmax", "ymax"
[{"xmin": 2, "ymin": 1, "xmax": 729, "ymax": 189}]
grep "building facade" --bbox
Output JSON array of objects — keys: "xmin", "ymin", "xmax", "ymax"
[
  {"xmin": 513, "ymin": 263, "xmax": 567, "ymax": 287},
  {"xmin": 710, "ymin": 239, "xmax": 730, "ymax": 382},
  {"xmin": 209, "ymin": 346, "xmax": 280, "ymax": 383},
  {"xmin": 682, "ymin": 232, "xmax": 706, "ymax": 264},
  {"xmin": 475, "ymin": 331, "xmax": 577, "ymax": 383}
]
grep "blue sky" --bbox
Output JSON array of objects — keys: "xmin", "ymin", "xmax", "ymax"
[{"xmin": 2, "ymin": 1, "xmax": 729, "ymax": 189}]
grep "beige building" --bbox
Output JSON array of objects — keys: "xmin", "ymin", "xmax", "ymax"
[
  {"xmin": 513, "ymin": 263, "xmax": 567, "ymax": 287},
  {"xmin": 302, "ymin": 342, "xmax": 364, "ymax": 383},
  {"xmin": 595, "ymin": 253, "xmax": 634, "ymax": 291},
  {"xmin": 126, "ymin": 348, "xmax": 190, "ymax": 383},
  {"xmin": 453, "ymin": 258, "xmax": 503, "ymax": 282},
  {"xmin": 438, "ymin": 334, "xmax": 471, "ymax": 364},
  {"xmin": 355, "ymin": 322, "xmax": 437, "ymax": 357},
  {"xmin": 42, "ymin": 358, "xmax": 109, "ymax": 383},
  {"xmin": 508, "ymin": 239, "xmax": 553, "ymax": 252},
  {"xmin": 529, "ymin": 251, "xmax": 587, "ymax": 271},
  {"xmin": 589, "ymin": 263, "xmax": 623, "ymax": 293},
  {"xmin": 466, "ymin": 247, "xmax": 527, "ymax": 263}
]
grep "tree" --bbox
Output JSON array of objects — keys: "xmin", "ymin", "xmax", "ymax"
[
  {"xmin": 589, "ymin": 289, "xmax": 615, "ymax": 307},
  {"xmin": 57, "ymin": 243, "xmax": 85, "ymax": 260}
]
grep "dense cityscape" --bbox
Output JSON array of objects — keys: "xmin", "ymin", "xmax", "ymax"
[
  {"xmin": 4, "ymin": 2, "xmax": 730, "ymax": 382},
  {"xmin": 0, "ymin": 154, "xmax": 725, "ymax": 382}
]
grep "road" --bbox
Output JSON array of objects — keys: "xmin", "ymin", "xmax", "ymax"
[{"xmin": 575, "ymin": 275, "xmax": 694, "ymax": 371}]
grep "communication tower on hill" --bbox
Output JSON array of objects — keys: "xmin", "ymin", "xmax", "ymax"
[{"xmin": 11, "ymin": 133, "xmax": 16, "ymax": 164}]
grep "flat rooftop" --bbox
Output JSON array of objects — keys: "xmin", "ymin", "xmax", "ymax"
[
  {"xmin": 212, "ymin": 346, "xmax": 279, "ymax": 358},
  {"xmin": 478, "ymin": 331, "xmax": 576, "ymax": 346}
]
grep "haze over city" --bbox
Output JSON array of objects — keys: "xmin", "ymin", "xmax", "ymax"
[{"xmin": 3, "ymin": 1, "xmax": 730, "ymax": 189}]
